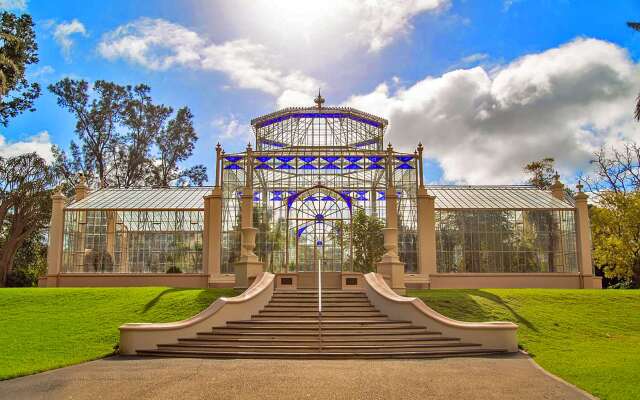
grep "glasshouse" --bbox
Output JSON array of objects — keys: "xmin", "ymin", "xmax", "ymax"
[{"xmin": 41, "ymin": 94, "xmax": 601, "ymax": 289}]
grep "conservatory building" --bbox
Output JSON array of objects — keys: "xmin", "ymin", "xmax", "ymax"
[{"xmin": 41, "ymin": 97, "xmax": 602, "ymax": 290}]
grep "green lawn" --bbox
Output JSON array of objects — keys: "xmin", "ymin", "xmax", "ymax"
[
  {"xmin": 0, "ymin": 287, "xmax": 234, "ymax": 380},
  {"xmin": 408, "ymin": 289, "xmax": 640, "ymax": 400}
]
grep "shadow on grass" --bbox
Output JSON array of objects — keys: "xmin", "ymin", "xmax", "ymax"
[
  {"xmin": 142, "ymin": 288, "xmax": 190, "ymax": 313},
  {"xmin": 414, "ymin": 289, "xmax": 538, "ymax": 332},
  {"xmin": 472, "ymin": 290, "xmax": 538, "ymax": 332}
]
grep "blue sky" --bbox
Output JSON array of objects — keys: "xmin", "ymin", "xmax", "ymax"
[{"xmin": 2, "ymin": 0, "xmax": 640, "ymax": 185}]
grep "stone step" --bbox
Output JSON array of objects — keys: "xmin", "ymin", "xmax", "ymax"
[
  {"xmin": 178, "ymin": 336, "xmax": 462, "ymax": 345},
  {"xmin": 203, "ymin": 329, "xmax": 440, "ymax": 337},
  {"xmin": 228, "ymin": 320, "xmax": 414, "ymax": 327},
  {"xmin": 137, "ymin": 348, "xmax": 508, "ymax": 359},
  {"xmin": 250, "ymin": 315, "xmax": 391, "ymax": 321},
  {"xmin": 156, "ymin": 342, "xmax": 481, "ymax": 353},
  {"xmin": 217, "ymin": 324, "xmax": 425, "ymax": 331},
  {"xmin": 257, "ymin": 311, "xmax": 386, "ymax": 317},
  {"xmin": 264, "ymin": 305, "xmax": 374, "ymax": 310},
  {"xmin": 272, "ymin": 294, "xmax": 367, "ymax": 298}
]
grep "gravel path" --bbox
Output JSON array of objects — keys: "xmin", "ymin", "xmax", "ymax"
[{"xmin": 0, "ymin": 353, "xmax": 593, "ymax": 400}]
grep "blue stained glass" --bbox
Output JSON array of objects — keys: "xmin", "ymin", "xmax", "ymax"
[
  {"xmin": 224, "ymin": 164, "xmax": 242, "ymax": 170},
  {"xmin": 367, "ymin": 164, "xmax": 384, "ymax": 170},
  {"xmin": 396, "ymin": 163, "xmax": 414, "ymax": 169},
  {"xmin": 256, "ymin": 156, "xmax": 271, "ymax": 162},
  {"xmin": 287, "ymin": 192, "xmax": 301, "ymax": 208},
  {"xmin": 277, "ymin": 156, "xmax": 295, "ymax": 162},
  {"xmin": 315, "ymin": 214, "xmax": 324, "ymax": 221},
  {"xmin": 255, "ymin": 112, "xmax": 383, "ymax": 129},
  {"xmin": 297, "ymin": 225, "xmax": 309, "ymax": 237},
  {"xmin": 345, "ymin": 163, "xmax": 361, "ymax": 170},
  {"xmin": 377, "ymin": 191, "xmax": 385, "ymax": 200},
  {"xmin": 304, "ymin": 196, "xmax": 318, "ymax": 202},
  {"xmin": 322, "ymin": 163, "xmax": 340, "ymax": 170},
  {"xmin": 259, "ymin": 138, "xmax": 286, "ymax": 148},
  {"xmin": 288, "ymin": 191, "xmax": 297, "ymax": 196},
  {"xmin": 300, "ymin": 164, "xmax": 317, "ymax": 170},
  {"xmin": 322, "ymin": 156, "xmax": 340, "ymax": 162},
  {"xmin": 225, "ymin": 156, "xmax": 242, "ymax": 162},
  {"xmin": 396, "ymin": 155, "xmax": 414, "ymax": 162},
  {"xmin": 345, "ymin": 156, "xmax": 362, "ymax": 162},
  {"xmin": 277, "ymin": 163, "xmax": 294, "ymax": 169},
  {"xmin": 300, "ymin": 156, "xmax": 316, "ymax": 163},
  {"xmin": 270, "ymin": 194, "xmax": 283, "ymax": 201},
  {"xmin": 255, "ymin": 163, "xmax": 272, "ymax": 170},
  {"xmin": 321, "ymin": 195, "xmax": 335, "ymax": 201},
  {"xmin": 368, "ymin": 156, "xmax": 384, "ymax": 162},
  {"xmin": 253, "ymin": 193, "xmax": 260, "ymax": 201},
  {"xmin": 354, "ymin": 139, "xmax": 379, "ymax": 147}
]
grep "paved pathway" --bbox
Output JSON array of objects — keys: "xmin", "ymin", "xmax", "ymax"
[{"xmin": 0, "ymin": 353, "xmax": 593, "ymax": 400}]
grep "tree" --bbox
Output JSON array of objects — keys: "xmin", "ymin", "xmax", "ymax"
[
  {"xmin": 0, "ymin": 153, "xmax": 55, "ymax": 286},
  {"xmin": 582, "ymin": 143, "xmax": 640, "ymax": 195},
  {"xmin": 627, "ymin": 22, "xmax": 640, "ymax": 121},
  {"xmin": 348, "ymin": 209, "xmax": 384, "ymax": 272},
  {"xmin": 591, "ymin": 191, "xmax": 640, "ymax": 286},
  {"xmin": 49, "ymin": 78, "xmax": 207, "ymax": 189},
  {"xmin": 524, "ymin": 157, "xmax": 556, "ymax": 190},
  {"xmin": 0, "ymin": 11, "xmax": 40, "ymax": 126}
]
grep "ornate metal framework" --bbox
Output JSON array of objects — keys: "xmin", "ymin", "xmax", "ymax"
[{"xmin": 221, "ymin": 101, "xmax": 419, "ymax": 274}]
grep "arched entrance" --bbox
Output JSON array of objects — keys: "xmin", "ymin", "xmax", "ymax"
[{"xmin": 286, "ymin": 185, "xmax": 352, "ymax": 287}]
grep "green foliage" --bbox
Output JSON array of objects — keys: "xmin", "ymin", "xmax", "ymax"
[
  {"xmin": 591, "ymin": 191, "xmax": 640, "ymax": 285},
  {"xmin": 6, "ymin": 231, "xmax": 47, "ymax": 287},
  {"xmin": 48, "ymin": 79, "xmax": 206, "ymax": 189},
  {"xmin": 410, "ymin": 289, "xmax": 640, "ymax": 400},
  {"xmin": 0, "ymin": 287, "xmax": 233, "ymax": 379},
  {"xmin": 0, "ymin": 11, "xmax": 40, "ymax": 126},
  {"xmin": 165, "ymin": 266, "xmax": 182, "ymax": 274},
  {"xmin": 523, "ymin": 157, "xmax": 556, "ymax": 190},
  {"xmin": 349, "ymin": 209, "xmax": 384, "ymax": 272}
]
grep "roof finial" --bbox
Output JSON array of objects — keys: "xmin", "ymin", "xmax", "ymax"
[{"xmin": 314, "ymin": 88, "xmax": 325, "ymax": 109}]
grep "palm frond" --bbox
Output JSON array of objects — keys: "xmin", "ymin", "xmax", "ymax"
[{"xmin": 627, "ymin": 21, "xmax": 640, "ymax": 31}]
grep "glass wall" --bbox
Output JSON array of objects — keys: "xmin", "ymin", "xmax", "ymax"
[
  {"xmin": 62, "ymin": 210, "xmax": 203, "ymax": 273},
  {"xmin": 435, "ymin": 210, "xmax": 577, "ymax": 273}
]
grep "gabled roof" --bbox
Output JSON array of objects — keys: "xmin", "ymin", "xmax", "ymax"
[
  {"xmin": 251, "ymin": 106, "xmax": 388, "ymax": 129},
  {"xmin": 66, "ymin": 187, "xmax": 213, "ymax": 210},
  {"xmin": 426, "ymin": 185, "xmax": 575, "ymax": 210}
]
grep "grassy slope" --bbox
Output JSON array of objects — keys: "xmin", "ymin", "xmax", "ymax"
[
  {"xmin": 409, "ymin": 289, "xmax": 640, "ymax": 400},
  {"xmin": 0, "ymin": 287, "xmax": 233, "ymax": 380}
]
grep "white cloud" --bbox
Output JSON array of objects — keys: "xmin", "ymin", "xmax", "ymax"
[
  {"xmin": 460, "ymin": 53, "xmax": 489, "ymax": 65},
  {"xmin": 53, "ymin": 19, "xmax": 87, "ymax": 60},
  {"xmin": 346, "ymin": 38, "xmax": 640, "ymax": 184},
  {"xmin": 0, "ymin": 0, "xmax": 26, "ymax": 10},
  {"xmin": 211, "ymin": 115, "xmax": 252, "ymax": 144},
  {"xmin": 0, "ymin": 131, "xmax": 53, "ymax": 162},
  {"xmin": 98, "ymin": 18, "xmax": 321, "ymax": 100}
]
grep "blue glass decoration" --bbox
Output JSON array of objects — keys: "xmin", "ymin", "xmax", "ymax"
[
  {"xmin": 304, "ymin": 195, "xmax": 318, "ymax": 202},
  {"xmin": 396, "ymin": 155, "xmax": 414, "ymax": 162},
  {"xmin": 321, "ymin": 195, "xmax": 335, "ymax": 201},
  {"xmin": 377, "ymin": 191, "xmax": 385, "ymax": 200},
  {"xmin": 256, "ymin": 156, "xmax": 271, "ymax": 163},
  {"xmin": 254, "ymin": 163, "xmax": 272, "ymax": 170},
  {"xmin": 300, "ymin": 156, "xmax": 316, "ymax": 163},
  {"xmin": 277, "ymin": 163, "xmax": 294, "ymax": 170},
  {"xmin": 297, "ymin": 225, "xmax": 309, "ymax": 237},
  {"xmin": 322, "ymin": 163, "xmax": 340, "ymax": 170},
  {"xmin": 322, "ymin": 156, "xmax": 340, "ymax": 162},
  {"xmin": 259, "ymin": 138, "xmax": 286, "ymax": 148},
  {"xmin": 367, "ymin": 164, "xmax": 384, "ymax": 170},
  {"xmin": 224, "ymin": 164, "xmax": 242, "ymax": 170},
  {"xmin": 253, "ymin": 193, "xmax": 260, "ymax": 202},
  {"xmin": 270, "ymin": 191, "xmax": 283, "ymax": 201},
  {"xmin": 277, "ymin": 156, "xmax": 295, "ymax": 163},
  {"xmin": 396, "ymin": 163, "xmax": 414, "ymax": 169},
  {"xmin": 300, "ymin": 164, "xmax": 317, "ymax": 170},
  {"xmin": 338, "ymin": 191, "xmax": 352, "ymax": 210},
  {"xmin": 287, "ymin": 192, "xmax": 300, "ymax": 208},
  {"xmin": 345, "ymin": 156, "xmax": 362, "ymax": 163},
  {"xmin": 225, "ymin": 156, "xmax": 243, "ymax": 162},
  {"xmin": 315, "ymin": 214, "xmax": 324, "ymax": 221},
  {"xmin": 255, "ymin": 112, "xmax": 383, "ymax": 129},
  {"xmin": 345, "ymin": 164, "xmax": 362, "ymax": 170},
  {"xmin": 368, "ymin": 156, "xmax": 384, "ymax": 162}
]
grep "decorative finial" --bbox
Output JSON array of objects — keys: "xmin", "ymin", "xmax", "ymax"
[
  {"xmin": 77, "ymin": 172, "xmax": 87, "ymax": 186},
  {"xmin": 417, "ymin": 142, "xmax": 423, "ymax": 152},
  {"xmin": 387, "ymin": 142, "xmax": 393, "ymax": 152},
  {"xmin": 247, "ymin": 142, "xmax": 252, "ymax": 151},
  {"xmin": 314, "ymin": 89, "xmax": 325, "ymax": 109},
  {"xmin": 553, "ymin": 171, "xmax": 560, "ymax": 183},
  {"xmin": 576, "ymin": 180, "xmax": 584, "ymax": 193}
]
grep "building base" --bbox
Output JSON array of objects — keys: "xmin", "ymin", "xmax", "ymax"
[
  {"xmin": 38, "ymin": 273, "xmax": 209, "ymax": 288},
  {"xmin": 425, "ymin": 273, "xmax": 603, "ymax": 289}
]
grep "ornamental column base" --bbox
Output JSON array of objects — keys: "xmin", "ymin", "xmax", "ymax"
[
  {"xmin": 376, "ymin": 258, "xmax": 406, "ymax": 295},
  {"xmin": 233, "ymin": 258, "xmax": 264, "ymax": 291}
]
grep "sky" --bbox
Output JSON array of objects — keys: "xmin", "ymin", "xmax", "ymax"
[{"xmin": 1, "ymin": 0, "xmax": 640, "ymax": 186}]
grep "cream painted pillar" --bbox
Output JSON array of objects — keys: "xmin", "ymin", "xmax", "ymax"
[
  {"xmin": 203, "ymin": 186, "xmax": 223, "ymax": 283},
  {"xmin": 46, "ymin": 189, "xmax": 67, "ymax": 286},
  {"xmin": 416, "ymin": 186, "xmax": 437, "ymax": 278},
  {"xmin": 376, "ymin": 144, "xmax": 406, "ymax": 294},
  {"xmin": 574, "ymin": 182, "xmax": 594, "ymax": 288},
  {"xmin": 234, "ymin": 144, "xmax": 264, "ymax": 290},
  {"xmin": 550, "ymin": 173, "xmax": 565, "ymax": 201}
]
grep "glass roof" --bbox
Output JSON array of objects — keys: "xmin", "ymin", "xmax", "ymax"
[
  {"xmin": 66, "ymin": 187, "xmax": 213, "ymax": 210},
  {"xmin": 426, "ymin": 185, "xmax": 575, "ymax": 210}
]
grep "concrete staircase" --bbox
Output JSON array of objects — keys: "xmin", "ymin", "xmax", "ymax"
[{"xmin": 136, "ymin": 290, "xmax": 508, "ymax": 359}]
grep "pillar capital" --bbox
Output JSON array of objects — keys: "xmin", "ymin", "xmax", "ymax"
[
  {"xmin": 550, "ymin": 172, "xmax": 565, "ymax": 201},
  {"xmin": 74, "ymin": 173, "xmax": 89, "ymax": 201}
]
